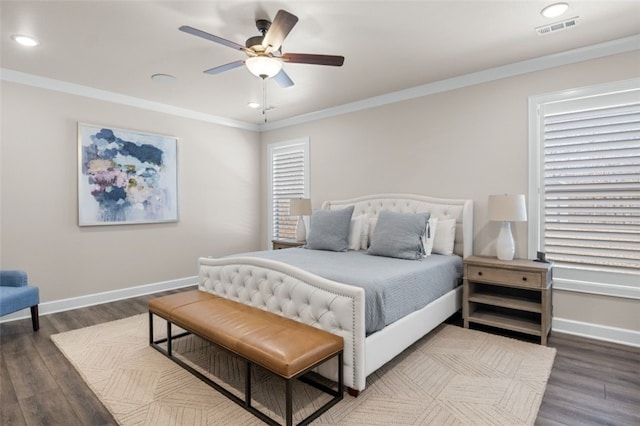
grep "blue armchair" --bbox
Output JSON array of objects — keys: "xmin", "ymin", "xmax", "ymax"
[{"xmin": 0, "ymin": 270, "xmax": 40, "ymax": 331}]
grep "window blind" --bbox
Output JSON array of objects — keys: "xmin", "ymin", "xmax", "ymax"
[
  {"xmin": 271, "ymin": 146, "xmax": 307, "ymax": 240},
  {"xmin": 542, "ymin": 101, "xmax": 640, "ymax": 275}
]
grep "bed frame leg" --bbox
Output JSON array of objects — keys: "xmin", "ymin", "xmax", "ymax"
[{"xmin": 347, "ymin": 387, "xmax": 360, "ymax": 397}]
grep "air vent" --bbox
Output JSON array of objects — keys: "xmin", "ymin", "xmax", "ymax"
[{"xmin": 535, "ymin": 16, "xmax": 579, "ymax": 35}]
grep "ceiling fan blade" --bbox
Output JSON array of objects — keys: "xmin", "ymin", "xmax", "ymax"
[
  {"xmin": 273, "ymin": 69, "xmax": 294, "ymax": 88},
  {"xmin": 281, "ymin": 53, "xmax": 344, "ymax": 67},
  {"xmin": 262, "ymin": 10, "xmax": 298, "ymax": 54},
  {"xmin": 203, "ymin": 60, "xmax": 245, "ymax": 75},
  {"xmin": 179, "ymin": 25, "xmax": 245, "ymax": 51}
]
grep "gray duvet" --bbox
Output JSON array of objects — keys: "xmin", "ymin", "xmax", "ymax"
[{"xmin": 233, "ymin": 249, "xmax": 462, "ymax": 334}]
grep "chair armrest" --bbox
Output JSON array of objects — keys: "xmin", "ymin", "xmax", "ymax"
[{"xmin": 0, "ymin": 270, "xmax": 28, "ymax": 287}]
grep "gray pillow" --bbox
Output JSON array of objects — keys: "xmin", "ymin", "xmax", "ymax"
[
  {"xmin": 305, "ymin": 206, "xmax": 355, "ymax": 252},
  {"xmin": 368, "ymin": 210, "xmax": 430, "ymax": 260}
]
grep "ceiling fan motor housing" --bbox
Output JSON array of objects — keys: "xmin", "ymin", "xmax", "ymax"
[
  {"xmin": 246, "ymin": 19, "xmax": 272, "ymax": 51},
  {"xmin": 245, "ymin": 35, "xmax": 265, "ymax": 51}
]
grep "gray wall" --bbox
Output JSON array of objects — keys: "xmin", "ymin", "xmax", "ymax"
[
  {"xmin": 1, "ymin": 82, "xmax": 262, "ymax": 303},
  {"xmin": 261, "ymin": 51, "xmax": 640, "ymax": 336}
]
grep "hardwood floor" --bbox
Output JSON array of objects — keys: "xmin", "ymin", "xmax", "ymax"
[{"xmin": 1, "ymin": 287, "xmax": 638, "ymax": 425}]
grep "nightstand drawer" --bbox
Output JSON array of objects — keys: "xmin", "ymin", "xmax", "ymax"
[
  {"xmin": 467, "ymin": 266, "xmax": 542, "ymax": 289},
  {"xmin": 272, "ymin": 239, "xmax": 305, "ymax": 250}
]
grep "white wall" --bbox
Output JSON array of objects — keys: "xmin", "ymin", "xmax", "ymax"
[
  {"xmin": 1, "ymin": 81, "xmax": 262, "ymax": 304},
  {"xmin": 261, "ymin": 51, "xmax": 640, "ymax": 343}
]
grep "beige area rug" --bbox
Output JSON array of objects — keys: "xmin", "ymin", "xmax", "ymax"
[{"xmin": 51, "ymin": 314, "xmax": 555, "ymax": 425}]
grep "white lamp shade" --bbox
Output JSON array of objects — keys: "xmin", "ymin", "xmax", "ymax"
[
  {"xmin": 289, "ymin": 198, "xmax": 312, "ymax": 216},
  {"xmin": 488, "ymin": 194, "xmax": 527, "ymax": 222},
  {"xmin": 245, "ymin": 56, "xmax": 283, "ymax": 78}
]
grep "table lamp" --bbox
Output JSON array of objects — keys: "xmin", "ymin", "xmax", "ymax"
[
  {"xmin": 488, "ymin": 194, "xmax": 527, "ymax": 260},
  {"xmin": 289, "ymin": 198, "xmax": 312, "ymax": 242}
]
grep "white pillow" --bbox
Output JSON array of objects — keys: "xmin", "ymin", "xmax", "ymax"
[
  {"xmin": 423, "ymin": 217, "xmax": 439, "ymax": 256},
  {"xmin": 348, "ymin": 214, "xmax": 367, "ymax": 250},
  {"xmin": 366, "ymin": 217, "xmax": 379, "ymax": 249},
  {"xmin": 432, "ymin": 217, "xmax": 456, "ymax": 256},
  {"xmin": 359, "ymin": 216, "xmax": 369, "ymax": 249}
]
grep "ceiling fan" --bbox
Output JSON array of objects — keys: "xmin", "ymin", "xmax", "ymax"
[{"xmin": 179, "ymin": 9, "xmax": 344, "ymax": 88}]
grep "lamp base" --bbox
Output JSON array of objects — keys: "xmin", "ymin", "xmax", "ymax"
[
  {"xmin": 496, "ymin": 221, "xmax": 515, "ymax": 261},
  {"xmin": 295, "ymin": 216, "xmax": 306, "ymax": 242}
]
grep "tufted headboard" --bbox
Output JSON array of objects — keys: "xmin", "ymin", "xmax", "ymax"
[{"xmin": 321, "ymin": 193, "xmax": 474, "ymax": 258}]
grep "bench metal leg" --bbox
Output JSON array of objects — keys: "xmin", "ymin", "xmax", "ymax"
[
  {"xmin": 245, "ymin": 360, "xmax": 252, "ymax": 408},
  {"xmin": 286, "ymin": 379, "xmax": 293, "ymax": 426},
  {"xmin": 296, "ymin": 352, "xmax": 344, "ymax": 426},
  {"xmin": 148, "ymin": 311, "xmax": 153, "ymax": 345},
  {"xmin": 148, "ymin": 310, "xmax": 344, "ymax": 426},
  {"xmin": 149, "ymin": 311, "xmax": 193, "ymax": 357},
  {"xmin": 166, "ymin": 320, "xmax": 172, "ymax": 356}
]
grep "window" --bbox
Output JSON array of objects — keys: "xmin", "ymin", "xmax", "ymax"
[
  {"xmin": 529, "ymin": 79, "xmax": 640, "ymax": 298},
  {"xmin": 268, "ymin": 138, "xmax": 309, "ymax": 241}
]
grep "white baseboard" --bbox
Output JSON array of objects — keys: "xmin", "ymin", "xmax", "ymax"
[
  {"xmin": 0, "ymin": 276, "xmax": 197, "ymax": 324},
  {"xmin": 5, "ymin": 278, "xmax": 638, "ymax": 349},
  {"xmin": 552, "ymin": 317, "xmax": 640, "ymax": 348}
]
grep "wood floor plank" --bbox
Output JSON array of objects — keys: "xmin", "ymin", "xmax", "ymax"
[
  {"xmin": 550, "ymin": 333, "xmax": 640, "ymax": 376},
  {"xmin": 537, "ymin": 383, "xmax": 639, "ymax": 426},
  {"xmin": 539, "ymin": 332, "xmax": 640, "ymax": 426},
  {"xmin": 3, "ymin": 337, "xmax": 59, "ymax": 400},
  {"xmin": 545, "ymin": 360, "xmax": 606, "ymax": 399},
  {"xmin": 45, "ymin": 310, "xmax": 88, "ymax": 333},
  {"xmin": 19, "ymin": 389, "xmax": 83, "ymax": 426},
  {"xmin": 93, "ymin": 300, "xmax": 132, "ymax": 320},
  {"xmin": 605, "ymin": 381, "xmax": 640, "ymax": 407},
  {"xmin": 58, "ymin": 380, "xmax": 117, "ymax": 426},
  {"xmin": 0, "ymin": 354, "xmax": 27, "ymax": 426}
]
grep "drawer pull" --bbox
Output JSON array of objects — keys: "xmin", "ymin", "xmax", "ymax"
[
  {"xmin": 522, "ymin": 277, "xmax": 527, "ymax": 281},
  {"xmin": 478, "ymin": 272, "xmax": 483, "ymax": 276}
]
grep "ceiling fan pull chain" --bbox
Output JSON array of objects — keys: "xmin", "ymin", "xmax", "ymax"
[{"xmin": 262, "ymin": 77, "xmax": 268, "ymax": 122}]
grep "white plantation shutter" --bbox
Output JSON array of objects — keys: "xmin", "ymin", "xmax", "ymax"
[
  {"xmin": 543, "ymin": 102, "xmax": 640, "ymax": 274},
  {"xmin": 268, "ymin": 139, "xmax": 309, "ymax": 241},
  {"xmin": 530, "ymin": 80, "xmax": 640, "ymax": 296}
]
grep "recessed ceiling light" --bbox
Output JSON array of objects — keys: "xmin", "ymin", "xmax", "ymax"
[
  {"xmin": 151, "ymin": 73, "xmax": 177, "ymax": 84},
  {"xmin": 11, "ymin": 34, "xmax": 39, "ymax": 47},
  {"xmin": 248, "ymin": 102, "xmax": 261, "ymax": 109},
  {"xmin": 541, "ymin": 3, "xmax": 569, "ymax": 18}
]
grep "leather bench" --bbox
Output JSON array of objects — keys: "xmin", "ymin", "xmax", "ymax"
[{"xmin": 149, "ymin": 289, "xmax": 344, "ymax": 426}]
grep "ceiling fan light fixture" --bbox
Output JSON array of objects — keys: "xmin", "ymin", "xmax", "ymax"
[
  {"xmin": 541, "ymin": 3, "xmax": 569, "ymax": 18},
  {"xmin": 245, "ymin": 56, "xmax": 282, "ymax": 79}
]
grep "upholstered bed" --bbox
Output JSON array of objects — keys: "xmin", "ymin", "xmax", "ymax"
[{"xmin": 198, "ymin": 194, "xmax": 473, "ymax": 393}]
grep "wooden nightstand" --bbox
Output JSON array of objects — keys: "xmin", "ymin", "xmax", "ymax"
[
  {"xmin": 272, "ymin": 239, "xmax": 305, "ymax": 250},
  {"xmin": 463, "ymin": 256, "xmax": 553, "ymax": 345}
]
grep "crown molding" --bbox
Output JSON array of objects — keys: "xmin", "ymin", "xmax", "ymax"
[
  {"xmin": 2, "ymin": 34, "xmax": 638, "ymax": 133},
  {"xmin": 0, "ymin": 68, "xmax": 261, "ymax": 132},
  {"xmin": 261, "ymin": 34, "xmax": 640, "ymax": 131}
]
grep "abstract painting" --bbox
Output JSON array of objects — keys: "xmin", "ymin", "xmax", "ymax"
[{"xmin": 78, "ymin": 123, "xmax": 178, "ymax": 226}]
